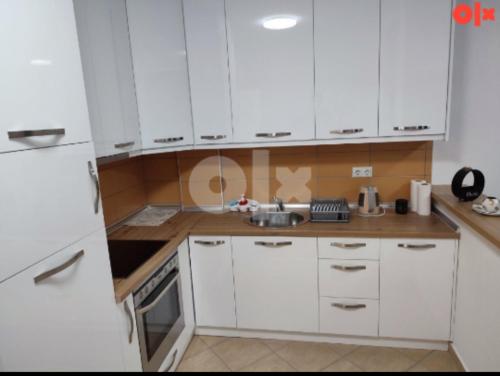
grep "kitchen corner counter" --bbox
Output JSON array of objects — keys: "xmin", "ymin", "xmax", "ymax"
[
  {"xmin": 432, "ymin": 185, "xmax": 500, "ymax": 249},
  {"xmin": 109, "ymin": 209, "xmax": 458, "ymax": 303}
]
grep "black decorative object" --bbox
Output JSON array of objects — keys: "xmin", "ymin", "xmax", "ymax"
[
  {"xmin": 395, "ymin": 199, "xmax": 409, "ymax": 215},
  {"xmin": 451, "ymin": 167, "xmax": 485, "ymax": 202}
]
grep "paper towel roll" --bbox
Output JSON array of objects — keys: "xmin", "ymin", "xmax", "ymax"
[
  {"xmin": 417, "ymin": 183, "xmax": 432, "ymax": 216},
  {"xmin": 411, "ymin": 180, "xmax": 426, "ymax": 212}
]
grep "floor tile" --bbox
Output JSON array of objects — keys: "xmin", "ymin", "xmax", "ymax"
[
  {"xmin": 408, "ymin": 363, "xmax": 433, "ymax": 372},
  {"xmin": 417, "ymin": 351, "xmax": 462, "ymax": 372},
  {"xmin": 261, "ymin": 339, "xmax": 290, "ymax": 352},
  {"xmin": 329, "ymin": 343, "xmax": 359, "ymax": 357},
  {"xmin": 276, "ymin": 341, "xmax": 341, "ymax": 372},
  {"xmin": 346, "ymin": 346, "xmax": 416, "ymax": 372},
  {"xmin": 198, "ymin": 335, "xmax": 227, "ymax": 348},
  {"xmin": 182, "ymin": 336, "xmax": 209, "ymax": 360},
  {"xmin": 322, "ymin": 359, "xmax": 363, "ymax": 372},
  {"xmin": 397, "ymin": 348, "xmax": 432, "ymax": 362},
  {"xmin": 212, "ymin": 337, "xmax": 273, "ymax": 371},
  {"xmin": 240, "ymin": 353, "xmax": 296, "ymax": 372},
  {"xmin": 177, "ymin": 349, "xmax": 230, "ymax": 372}
]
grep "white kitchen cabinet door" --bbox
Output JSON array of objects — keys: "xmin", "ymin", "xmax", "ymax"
[
  {"xmin": 315, "ymin": 0, "xmax": 379, "ymax": 140},
  {"xmin": 184, "ymin": 0, "xmax": 233, "ymax": 145},
  {"xmin": 0, "ymin": 142, "xmax": 104, "ymax": 283},
  {"xmin": 379, "ymin": 0, "xmax": 452, "ymax": 137},
  {"xmin": 117, "ymin": 294, "xmax": 143, "ymax": 372},
  {"xmin": 380, "ymin": 239, "xmax": 457, "ymax": 341},
  {"xmin": 127, "ymin": 0, "xmax": 193, "ymax": 150},
  {"xmin": 0, "ymin": 230, "xmax": 125, "ymax": 371},
  {"xmin": 189, "ymin": 237, "xmax": 236, "ymax": 328},
  {"xmin": 226, "ymin": 0, "xmax": 315, "ymax": 143},
  {"xmin": 232, "ymin": 237, "xmax": 318, "ymax": 333},
  {"xmin": 74, "ymin": 0, "xmax": 141, "ymax": 158},
  {"xmin": 0, "ymin": 0, "xmax": 91, "ymax": 154}
]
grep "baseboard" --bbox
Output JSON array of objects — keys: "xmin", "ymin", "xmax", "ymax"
[
  {"xmin": 449, "ymin": 343, "xmax": 468, "ymax": 372},
  {"xmin": 195, "ymin": 327, "xmax": 449, "ymax": 351}
]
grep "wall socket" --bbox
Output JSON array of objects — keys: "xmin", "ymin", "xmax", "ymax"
[{"xmin": 352, "ymin": 166, "xmax": 373, "ymax": 178}]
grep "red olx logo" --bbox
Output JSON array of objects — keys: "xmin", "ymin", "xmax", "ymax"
[{"xmin": 453, "ymin": 2, "xmax": 496, "ymax": 27}]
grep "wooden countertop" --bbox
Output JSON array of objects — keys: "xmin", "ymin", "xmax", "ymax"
[
  {"xmin": 432, "ymin": 185, "xmax": 500, "ymax": 249},
  {"xmin": 109, "ymin": 209, "xmax": 458, "ymax": 303}
]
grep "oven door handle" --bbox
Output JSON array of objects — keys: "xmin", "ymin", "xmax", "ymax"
[{"xmin": 137, "ymin": 273, "xmax": 180, "ymax": 316}]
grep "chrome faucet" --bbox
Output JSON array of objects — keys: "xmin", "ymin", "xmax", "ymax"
[{"xmin": 272, "ymin": 196, "xmax": 285, "ymax": 212}]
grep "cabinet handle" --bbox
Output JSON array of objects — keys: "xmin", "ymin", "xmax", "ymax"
[
  {"xmin": 124, "ymin": 301, "xmax": 134, "ymax": 344},
  {"xmin": 255, "ymin": 132, "xmax": 291, "ymax": 138},
  {"xmin": 200, "ymin": 135, "xmax": 226, "ymax": 141},
  {"xmin": 194, "ymin": 240, "xmax": 225, "ymax": 246},
  {"xmin": 331, "ymin": 265, "xmax": 367, "ymax": 272},
  {"xmin": 88, "ymin": 161, "xmax": 100, "ymax": 214},
  {"xmin": 393, "ymin": 126, "xmax": 430, "ymax": 132},
  {"xmin": 165, "ymin": 349, "xmax": 178, "ymax": 372},
  {"xmin": 330, "ymin": 129, "xmax": 364, "ymax": 135},
  {"xmin": 398, "ymin": 244, "xmax": 436, "ymax": 250},
  {"xmin": 332, "ymin": 303, "xmax": 367, "ymax": 310},
  {"xmin": 34, "ymin": 250, "xmax": 85, "ymax": 284},
  {"xmin": 331, "ymin": 242, "xmax": 367, "ymax": 249},
  {"xmin": 114, "ymin": 141, "xmax": 135, "ymax": 149},
  {"xmin": 154, "ymin": 137, "xmax": 184, "ymax": 143},
  {"xmin": 254, "ymin": 241, "xmax": 293, "ymax": 248},
  {"xmin": 8, "ymin": 128, "xmax": 65, "ymax": 139}
]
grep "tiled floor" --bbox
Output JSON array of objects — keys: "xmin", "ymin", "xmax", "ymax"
[{"xmin": 176, "ymin": 336, "xmax": 464, "ymax": 372}]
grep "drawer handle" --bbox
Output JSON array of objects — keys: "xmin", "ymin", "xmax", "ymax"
[
  {"xmin": 331, "ymin": 242, "xmax": 367, "ymax": 249},
  {"xmin": 255, "ymin": 132, "xmax": 291, "ymax": 138},
  {"xmin": 88, "ymin": 161, "xmax": 100, "ymax": 214},
  {"xmin": 154, "ymin": 137, "xmax": 184, "ymax": 143},
  {"xmin": 393, "ymin": 125, "xmax": 430, "ymax": 132},
  {"xmin": 398, "ymin": 244, "xmax": 436, "ymax": 250},
  {"xmin": 34, "ymin": 250, "xmax": 85, "ymax": 284},
  {"xmin": 330, "ymin": 129, "xmax": 364, "ymax": 135},
  {"xmin": 331, "ymin": 265, "xmax": 367, "ymax": 272},
  {"xmin": 254, "ymin": 241, "xmax": 292, "ymax": 248},
  {"xmin": 8, "ymin": 128, "xmax": 65, "ymax": 139},
  {"xmin": 332, "ymin": 303, "xmax": 367, "ymax": 310},
  {"xmin": 124, "ymin": 301, "xmax": 134, "ymax": 344},
  {"xmin": 114, "ymin": 141, "xmax": 135, "ymax": 149},
  {"xmin": 200, "ymin": 135, "xmax": 226, "ymax": 141},
  {"xmin": 194, "ymin": 240, "xmax": 225, "ymax": 246}
]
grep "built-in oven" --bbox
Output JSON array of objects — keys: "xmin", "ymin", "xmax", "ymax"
[{"xmin": 134, "ymin": 252, "xmax": 184, "ymax": 372}]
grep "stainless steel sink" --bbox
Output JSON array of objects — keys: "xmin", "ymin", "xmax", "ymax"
[{"xmin": 247, "ymin": 211, "xmax": 307, "ymax": 228}]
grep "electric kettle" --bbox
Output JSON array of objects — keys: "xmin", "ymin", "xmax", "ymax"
[{"xmin": 358, "ymin": 186, "xmax": 382, "ymax": 215}]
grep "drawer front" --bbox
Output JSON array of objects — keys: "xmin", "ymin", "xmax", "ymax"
[
  {"xmin": 320, "ymin": 297, "xmax": 379, "ymax": 337},
  {"xmin": 319, "ymin": 259, "xmax": 379, "ymax": 299},
  {"xmin": 318, "ymin": 238, "xmax": 380, "ymax": 260},
  {"xmin": 0, "ymin": 142, "xmax": 103, "ymax": 282}
]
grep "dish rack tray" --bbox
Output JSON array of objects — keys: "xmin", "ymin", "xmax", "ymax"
[{"xmin": 310, "ymin": 199, "xmax": 351, "ymax": 223}]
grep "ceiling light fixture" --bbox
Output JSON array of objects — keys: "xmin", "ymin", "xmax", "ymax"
[{"xmin": 262, "ymin": 16, "xmax": 298, "ymax": 30}]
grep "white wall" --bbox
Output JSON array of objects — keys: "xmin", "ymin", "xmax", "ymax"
[{"xmin": 433, "ymin": 0, "xmax": 500, "ymax": 197}]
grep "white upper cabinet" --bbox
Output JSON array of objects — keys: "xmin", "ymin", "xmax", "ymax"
[
  {"xmin": 0, "ymin": 230, "xmax": 125, "ymax": 371},
  {"xmin": 315, "ymin": 0, "xmax": 380, "ymax": 140},
  {"xmin": 184, "ymin": 0, "xmax": 233, "ymax": 145},
  {"xmin": 74, "ymin": 0, "xmax": 141, "ymax": 159},
  {"xmin": 379, "ymin": 239, "xmax": 456, "ymax": 341},
  {"xmin": 226, "ymin": 0, "xmax": 315, "ymax": 143},
  {"xmin": 379, "ymin": 0, "xmax": 452, "ymax": 137},
  {"xmin": 0, "ymin": 0, "xmax": 91, "ymax": 154},
  {"xmin": 127, "ymin": 0, "xmax": 193, "ymax": 150}
]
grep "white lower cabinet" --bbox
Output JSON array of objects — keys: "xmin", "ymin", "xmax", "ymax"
[
  {"xmin": 319, "ymin": 259, "xmax": 379, "ymax": 299},
  {"xmin": 0, "ymin": 142, "xmax": 104, "ymax": 282},
  {"xmin": 189, "ymin": 237, "xmax": 236, "ymax": 328},
  {"xmin": 232, "ymin": 237, "xmax": 318, "ymax": 333},
  {"xmin": 320, "ymin": 298, "xmax": 379, "ymax": 337},
  {"xmin": 0, "ymin": 229, "xmax": 124, "ymax": 371},
  {"xmin": 379, "ymin": 239, "xmax": 457, "ymax": 341},
  {"xmin": 116, "ymin": 294, "xmax": 142, "ymax": 372}
]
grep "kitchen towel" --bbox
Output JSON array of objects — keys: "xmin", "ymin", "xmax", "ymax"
[
  {"xmin": 411, "ymin": 179, "xmax": 426, "ymax": 212},
  {"xmin": 417, "ymin": 183, "xmax": 432, "ymax": 216}
]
